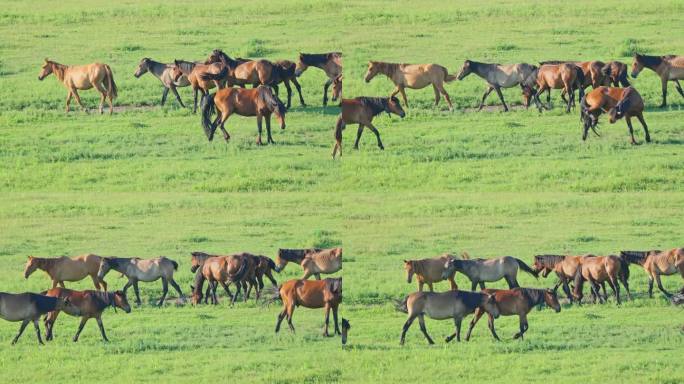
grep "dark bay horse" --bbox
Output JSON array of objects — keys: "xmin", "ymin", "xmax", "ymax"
[
  {"xmin": 201, "ymin": 86, "xmax": 286, "ymax": 144},
  {"xmin": 38, "ymin": 59, "xmax": 117, "ymax": 114},
  {"xmin": 621, "ymin": 249, "xmax": 684, "ymax": 297},
  {"xmin": 24, "ymin": 254, "xmax": 107, "ymax": 291},
  {"xmin": 134, "ymin": 58, "xmax": 189, "ymax": 107},
  {"xmin": 631, "ymin": 54, "xmax": 684, "ymax": 107},
  {"xmin": 172, "ymin": 59, "xmax": 225, "ymax": 113},
  {"xmin": 0, "ymin": 292, "xmax": 69, "ymax": 345},
  {"xmin": 273, "ymin": 278, "xmax": 342, "ymax": 337},
  {"xmin": 465, "ymin": 288, "xmax": 560, "ymax": 341},
  {"xmin": 580, "ymin": 86, "xmax": 650, "ymax": 144},
  {"xmin": 43, "ymin": 288, "xmax": 130, "ymax": 342},
  {"xmin": 332, "ymin": 96, "xmax": 405, "ymax": 159},
  {"xmin": 396, "ymin": 290, "xmax": 499, "ymax": 345},
  {"xmin": 295, "ymin": 52, "xmax": 343, "ymax": 106},
  {"xmin": 442, "ymin": 254, "xmax": 538, "ymax": 290},
  {"xmin": 456, "ymin": 60, "xmax": 538, "ymax": 111}
]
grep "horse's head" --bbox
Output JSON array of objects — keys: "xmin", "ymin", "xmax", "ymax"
[
  {"xmin": 630, "ymin": 54, "xmax": 645, "ymax": 78},
  {"xmin": 441, "ymin": 258, "xmax": 459, "ymax": 280},
  {"xmin": 274, "ymin": 249, "xmax": 289, "ymax": 273},
  {"xmin": 403, "ymin": 260, "xmax": 415, "ymax": 283},
  {"xmin": 532, "ymin": 256, "xmax": 551, "ymax": 277},
  {"xmin": 332, "ymin": 75, "xmax": 342, "ymax": 102},
  {"xmin": 364, "ymin": 61, "xmax": 380, "ymax": 83},
  {"xmin": 456, "ymin": 60, "xmax": 472, "ymax": 80},
  {"xmin": 387, "ymin": 96, "xmax": 406, "ymax": 118},
  {"xmin": 608, "ymin": 107, "xmax": 620, "ymax": 124},
  {"xmin": 55, "ymin": 296, "xmax": 71, "ymax": 311},
  {"xmin": 190, "ymin": 252, "xmax": 208, "ymax": 273},
  {"xmin": 294, "ymin": 53, "xmax": 309, "ymax": 77},
  {"xmin": 341, "ymin": 318, "xmax": 350, "ymax": 346},
  {"xmin": 38, "ymin": 59, "xmax": 53, "ymax": 81},
  {"xmin": 134, "ymin": 58, "xmax": 151, "ymax": 78},
  {"xmin": 172, "ymin": 60, "xmax": 185, "ymax": 82},
  {"xmin": 24, "ymin": 256, "xmax": 39, "ymax": 279},
  {"xmin": 482, "ymin": 293, "xmax": 500, "ymax": 319},
  {"xmin": 521, "ymin": 85, "xmax": 535, "ymax": 108},
  {"xmin": 544, "ymin": 288, "xmax": 561, "ymax": 313},
  {"xmin": 190, "ymin": 285, "xmax": 203, "ymax": 305},
  {"xmin": 113, "ymin": 291, "xmax": 131, "ymax": 313}
]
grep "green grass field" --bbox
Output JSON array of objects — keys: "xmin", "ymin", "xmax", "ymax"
[{"xmin": 1, "ymin": 0, "xmax": 683, "ymax": 382}]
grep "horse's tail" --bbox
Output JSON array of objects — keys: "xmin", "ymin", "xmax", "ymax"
[
  {"xmin": 394, "ymin": 296, "xmax": 409, "ymax": 313},
  {"xmin": 617, "ymin": 68, "xmax": 631, "ymax": 87},
  {"xmin": 443, "ymin": 66, "xmax": 458, "ymax": 82},
  {"xmin": 260, "ymin": 285, "xmax": 282, "ymax": 308},
  {"xmin": 617, "ymin": 255, "xmax": 630, "ymax": 282},
  {"xmin": 199, "ymin": 66, "xmax": 228, "ymax": 82},
  {"xmin": 514, "ymin": 258, "xmax": 539, "ymax": 278},
  {"xmin": 574, "ymin": 66, "xmax": 585, "ymax": 101},
  {"xmin": 573, "ymin": 264, "xmax": 584, "ymax": 291},
  {"xmin": 200, "ymin": 93, "xmax": 217, "ymax": 141},
  {"xmin": 170, "ymin": 259, "xmax": 179, "ymax": 271},
  {"xmin": 265, "ymin": 257, "xmax": 276, "ymax": 271},
  {"xmin": 104, "ymin": 64, "xmax": 118, "ymax": 100}
]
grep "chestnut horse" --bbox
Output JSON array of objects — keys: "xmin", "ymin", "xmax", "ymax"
[
  {"xmin": 364, "ymin": 61, "xmax": 456, "ymax": 111},
  {"xmin": 631, "ymin": 53, "xmax": 684, "ymax": 107},
  {"xmin": 456, "ymin": 60, "xmax": 538, "ymax": 111},
  {"xmin": 332, "ymin": 96, "xmax": 405, "ymax": 159},
  {"xmin": 620, "ymin": 249, "xmax": 684, "ymax": 297},
  {"xmin": 200, "ymin": 86, "xmax": 286, "ymax": 144},
  {"xmin": 273, "ymin": 278, "xmax": 342, "ymax": 337},
  {"xmin": 203, "ymin": 49, "xmax": 275, "ymax": 88},
  {"xmin": 0, "ymin": 292, "xmax": 69, "ymax": 345},
  {"xmin": 295, "ymin": 52, "xmax": 343, "ymax": 106},
  {"xmin": 274, "ymin": 248, "xmax": 343, "ymax": 279},
  {"xmin": 24, "ymin": 254, "xmax": 107, "ymax": 291},
  {"xmin": 540, "ymin": 60, "xmax": 610, "ymax": 90},
  {"xmin": 465, "ymin": 287, "xmax": 561, "ymax": 341},
  {"xmin": 532, "ymin": 63, "xmax": 585, "ymax": 112},
  {"xmin": 572, "ymin": 255, "xmax": 631, "ymax": 304},
  {"xmin": 403, "ymin": 255, "xmax": 458, "ymax": 292},
  {"xmin": 134, "ymin": 58, "xmax": 189, "ymax": 107},
  {"xmin": 43, "ymin": 288, "xmax": 130, "ymax": 342},
  {"xmin": 38, "ymin": 59, "xmax": 117, "ymax": 114},
  {"xmin": 191, "ymin": 251, "xmax": 277, "ymax": 291},
  {"xmin": 190, "ymin": 253, "xmax": 258, "ymax": 305},
  {"xmin": 171, "ymin": 59, "xmax": 225, "ymax": 113},
  {"xmin": 580, "ymin": 86, "xmax": 650, "ymax": 144}
]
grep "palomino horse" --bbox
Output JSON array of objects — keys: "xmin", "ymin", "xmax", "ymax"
[
  {"xmin": 396, "ymin": 290, "xmax": 499, "ymax": 345},
  {"xmin": 0, "ymin": 292, "xmax": 69, "ymax": 345},
  {"xmin": 456, "ymin": 60, "xmax": 538, "ymax": 111},
  {"xmin": 580, "ymin": 86, "xmax": 650, "ymax": 144},
  {"xmin": 532, "ymin": 63, "xmax": 585, "ymax": 112},
  {"xmin": 403, "ymin": 255, "xmax": 458, "ymax": 292},
  {"xmin": 171, "ymin": 59, "xmax": 225, "ymax": 113},
  {"xmin": 134, "ymin": 57, "xmax": 190, "ymax": 107},
  {"xmin": 295, "ymin": 52, "xmax": 343, "ymax": 106},
  {"xmin": 631, "ymin": 53, "xmax": 684, "ymax": 107},
  {"xmin": 96, "ymin": 257, "xmax": 183, "ymax": 306},
  {"xmin": 364, "ymin": 61, "xmax": 456, "ymax": 111},
  {"xmin": 465, "ymin": 288, "xmax": 560, "ymax": 341},
  {"xmin": 43, "ymin": 288, "xmax": 130, "ymax": 342},
  {"xmin": 200, "ymin": 86, "xmax": 286, "ymax": 144},
  {"xmin": 572, "ymin": 255, "xmax": 631, "ymax": 304},
  {"xmin": 274, "ymin": 248, "xmax": 342, "ymax": 280},
  {"xmin": 341, "ymin": 318, "xmax": 350, "ymax": 346},
  {"xmin": 203, "ymin": 49, "xmax": 275, "ymax": 88},
  {"xmin": 620, "ymin": 249, "xmax": 684, "ymax": 297},
  {"xmin": 442, "ymin": 253, "xmax": 538, "ymax": 290},
  {"xmin": 24, "ymin": 254, "xmax": 107, "ymax": 291},
  {"xmin": 332, "ymin": 96, "xmax": 405, "ymax": 159},
  {"xmin": 38, "ymin": 59, "xmax": 117, "ymax": 114},
  {"xmin": 273, "ymin": 278, "xmax": 342, "ymax": 337}
]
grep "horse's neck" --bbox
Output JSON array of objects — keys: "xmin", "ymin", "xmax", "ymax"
[
  {"xmin": 471, "ymin": 62, "xmax": 495, "ymax": 79},
  {"xmin": 149, "ymin": 61, "xmax": 167, "ymax": 78},
  {"xmin": 381, "ymin": 63, "xmax": 399, "ymax": 78},
  {"xmin": 52, "ymin": 63, "xmax": 67, "ymax": 82}
]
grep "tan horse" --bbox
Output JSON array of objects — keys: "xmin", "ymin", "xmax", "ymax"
[
  {"xmin": 295, "ymin": 52, "xmax": 343, "ymax": 106},
  {"xmin": 621, "ymin": 249, "xmax": 684, "ymax": 297},
  {"xmin": 403, "ymin": 254, "xmax": 458, "ymax": 292},
  {"xmin": 24, "ymin": 255, "xmax": 107, "ymax": 291},
  {"xmin": 38, "ymin": 59, "xmax": 117, "ymax": 114},
  {"xmin": 273, "ymin": 278, "xmax": 342, "ymax": 337},
  {"xmin": 631, "ymin": 53, "xmax": 684, "ymax": 107},
  {"xmin": 532, "ymin": 63, "xmax": 584, "ymax": 112},
  {"xmin": 191, "ymin": 254, "xmax": 258, "ymax": 305},
  {"xmin": 580, "ymin": 86, "xmax": 650, "ymax": 144},
  {"xmin": 572, "ymin": 255, "xmax": 630, "ymax": 304},
  {"xmin": 274, "ymin": 248, "xmax": 342, "ymax": 279},
  {"xmin": 364, "ymin": 61, "xmax": 456, "ymax": 111}
]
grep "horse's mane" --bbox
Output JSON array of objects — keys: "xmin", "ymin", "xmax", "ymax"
[
  {"xmin": 209, "ymin": 49, "xmax": 240, "ymax": 69},
  {"xmin": 519, "ymin": 288, "xmax": 545, "ymax": 307},
  {"xmin": 534, "ymin": 255, "xmax": 565, "ymax": 267},
  {"xmin": 174, "ymin": 60, "xmax": 196, "ymax": 74},
  {"xmin": 104, "ymin": 257, "xmax": 130, "ymax": 270},
  {"xmin": 358, "ymin": 97, "xmax": 391, "ymax": 116},
  {"xmin": 620, "ymin": 250, "xmax": 658, "ymax": 265},
  {"xmin": 86, "ymin": 291, "xmax": 115, "ymax": 311},
  {"xmin": 300, "ymin": 52, "xmax": 341, "ymax": 67},
  {"xmin": 410, "ymin": 259, "xmax": 426, "ymax": 276},
  {"xmin": 278, "ymin": 248, "xmax": 320, "ymax": 262},
  {"xmin": 324, "ymin": 277, "xmax": 342, "ymax": 295},
  {"xmin": 31, "ymin": 293, "xmax": 59, "ymax": 313},
  {"xmin": 635, "ymin": 54, "xmax": 663, "ymax": 68},
  {"xmin": 458, "ymin": 291, "xmax": 485, "ymax": 310}
]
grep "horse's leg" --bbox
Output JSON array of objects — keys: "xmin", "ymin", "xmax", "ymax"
[
  {"xmin": 513, "ymin": 314, "xmax": 528, "ymax": 340},
  {"xmin": 464, "ymin": 308, "xmax": 484, "ymax": 342},
  {"xmin": 283, "ymin": 80, "xmax": 292, "ymax": 109},
  {"xmin": 471, "ymin": 281, "xmax": 478, "ymax": 291},
  {"xmin": 366, "ymin": 123, "xmax": 384, "ymax": 150},
  {"xmin": 11, "ymin": 320, "xmax": 29, "ymax": 345},
  {"xmin": 654, "ymin": 273, "xmax": 672, "ymax": 297},
  {"xmin": 647, "ymin": 275, "xmax": 654, "ymax": 298},
  {"xmin": 265, "ymin": 115, "xmax": 274, "ymax": 144},
  {"xmin": 493, "ymin": 86, "xmax": 509, "ymax": 112},
  {"xmin": 625, "ymin": 116, "xmax": 637, "ymax": 145},
  {"xmin": 265, "ymin": 270, "xmax": 278, "ymax": 287},
  {"xmin": 432, "ymin": 84, "xmax": 441, "ymax": 107},
  {"xmin": 58, "ymin": 281, "xmax": 66, "ymax": 288},
  {"xmin": 93, "ymin": 81, "xmax": 107, "ymax": 114},
  {"xmin": 635, "ymin": 113, "xmax": 651, "ymax": 143},
  {"xmin": 169, "ymin": 278, "xmax": 184, "ymax": 301},
  {"xmin": 478, "ymin": 86, "xmax": 494, "ymax": 111},
  {"xmin": 219, "ymin": 281, "xmax": 233, "ymax": 301},
  {"xmin": 275, "ymin": 309, "xmax": 287, "ymax": 333},
  {"xmin": 193, "ymin": 88, "xmax": 199, "ymax": 114},
  {"xmin": 659, "ymin": 77, "xmax": 668, "ymax": 108},
  {"xmin": 618, "ymin": 271, "xmax": 632, "ymax": 301},
  {"xmin": 286, "ymin": 302, "xmax": 296, "ymax": 332},
  {"xmin": 170, "ymin": 85, "xmax": 185, "ymax": 108},
  {"xmin": 438, "ymin": 83, "xmax": 454, "ymax": 111},
  {"xmin": 353, "ymin": 124, "xmax": 364, "ymax": 150},
  {"xmin": 448, "ymin": 276, "xmax": 458, "ymax": 290},
  {"xmin": 219, "ymin": 110, "xmax": 231, "ymax": 142},
  {"xmin": 322, "ymin": 78, "xmax": 332, "ymax": 106},
  {"xmin": 158, "ymin": 278, "xmax": 169, "ymax": 306},
  {"xmin": 65, "ymin": 91, "xmax": 73, "ymax": 113},
  {"xmin": 399, "ymin": 87, "xmax": 409, "ymax": 109},
  {"xmin": 479, "ymin": 282, "xmax": 486, "ymax": 290},
  {"xmin": 161, "ymin": 87, "xmax": 169, "ymax": 106},
  {"xmin": 561, "ymin": 278, "xmax": 573, "ymax": 303},
  {"xmin": 427, "ymin": 282, "xmax": 434, "ymax": 292},
  {"xmin": 32, "ymin": 319, "xmax": 44, "ymax": 345},
  {"xmin": 418, "ymin": 281, "xmax": 423, "ymax": 292},
  {"xmin": 73, "ymin": 317, "xmax": 89, "ymax": 342},
  {"xmin": 315, "ymin": 273, "xmax": 321, "ymax": 280},
  {"xmin": 333, "ymin": 306, "xmax": 340, "ymax": 335},
  {"xmin": 292, "ymin": 77, "xmax": 306, "ymax": 107},
  {"xmin": 256, "ymin": 114, "xmax": 264, "ymax": 145},
  {"xmin": 332, "ymin": 116, "xmax": 345, "ymax": 159},
  {"xmin": 95, "ymin": 316, "xmax": 109, "ymax": 342},
  {"xmin": 674, "ymin": 79, "xmax": 684, "ymax": 98},
  {"xmin": 133, "ymin": 280, "xmax": 142, "ymax": 306},
  {"xmin": 417, "ymin": 314, "xmax": 435, "ymax": 344},
  {"xmin": 90, "ymin": 274, "xmax": 102, "ymax": 291},
  {"xmin": 323, "ymin": 304, "xmax": 331, "ymax": 337},
  {"xmin": 400, "ymin": 314, "xmax": 416, "ymax": 345},
  {"xmin": 609, "ymin": 277, "xmax": 620, "ymax": 305},
  {"xmin": 71, "ymin": 89, "xmax": 87, "ymax": 113}
]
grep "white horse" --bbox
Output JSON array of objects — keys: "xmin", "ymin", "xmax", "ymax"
[{"xmin": 97, "ymin": 257, "xmax": 183, "ymax": 306}]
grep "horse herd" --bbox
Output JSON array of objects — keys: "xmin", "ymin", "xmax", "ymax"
[{"xmin": 37, "ymin": 52, "xmax": 684, "ymax": 156}]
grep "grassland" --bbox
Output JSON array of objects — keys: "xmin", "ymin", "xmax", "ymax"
[{"xmin": 0, "ymin": 0, "xmax": 683, "ymax": 383}]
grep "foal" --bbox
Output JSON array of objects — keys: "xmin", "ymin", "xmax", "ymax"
[
  {"xmin": 134, "ymin": 57, "xmax": 189, "ymax": 107},
  {"xmin": 332, "ymin": 96, "xmax": 405, "ymax": 159}
]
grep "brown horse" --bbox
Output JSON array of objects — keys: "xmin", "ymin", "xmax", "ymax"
[
  {"xmin": 0, "ymin": 292, "xmax": 69, "ymax": 345},
  {"xmin": 620, "ymin": 249, "xmax": 684, "ymax": 297},
  {"xmin": 403, "ymin": 255, "xmax": 458, "ymax": 292},
  {"xmin": 456, "ymin": 60, "xmax": 538, "ymax": 111},
  {"xmin": 572, "ymin": 255, "xmax": 631, "ymax": 304},
  {"xmin": 200, "ymin": 86, "xmax": 286, "ymax": 144},
  {"xmin": 540, "ymin": 60, "xmax": 610, "ymax": 89},
  {"xmin": 273, "ymin": 278, "xmax": 342, "ymax": 337},
  {"xmin": 332, "ymin": 96, "xmax": 405, "ymax": 159},
  {"xmin": 532, "ymin": 63, "xmax": 584, "ymax": 112},
  {"xmin": 295, "ymin": 52, "xmax": 343, "ymax": 106},
  {"xmin": 580, "ymin": 86, "xmax": 650, "ymax": 144},
  {"xmin": 192, "ymin": 251, "xmax": 277, "ymax": 291},
  {"xmin": 631, "ymin": 53, "xmax": 684, "ymax": 107},
  {"xmin": 43, "ymin": 288, "xmax": 130, "ymax": 342},
  {"xmin": 190, "ymin": 253, "xmax": 258, "ymax": 306},
  {"xmin": 171, "ymin": 59, "xmax": 225, "ymax": 113},
  {"xmin": 364, "ymin": 61, "xmax": 456, "ymax": 111},
  {"xmin": 274, "ymin": 248, "xmax": 342, "ymax": 279},
  {"xmin": 202, "ymin": 49, "xmax": 276, "ymax": 88},
  {"xmin": 24, "ymin": 254, "xmax": 107, "ymax": 291},
  {"xmin": 465, "ymin": 288, "xmax": 560, "ymax": 341},
  {"xmin": 38, "ymin": 59, "xmax": 117, "ymax": 114},
  {"xmin": 604, "ymin": 61, "xmax": 631, "ymax": 87},
  {"xmin": 396, "ymin": 290, "xmax": 499, "ymax": 345}
]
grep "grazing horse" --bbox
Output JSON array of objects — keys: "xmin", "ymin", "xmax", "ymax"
[
  {"xmin": 580, "ymin": 86, "xmax": 650, "ymax": 144},
  {"xmin": 396, "ymin": 290, "xmax": 499, "ymax": 345},
  {"xmin": 631, "ymin": 53, "xmax": 684, "ymax": 107},
  {"xmin": 24, "ymin": 254, "xmax": 107, "ymax": 291},
  {"xmin": 274, "ymin": 248, "xmax": 343, "ymax": 279},
  {"xmin": 171, "ymin": 59, "xmax": 225, "ymax": 113},
  {"xmin": 620, "ymin": 249, "xmax": 684, "ymax": 297},
  {"xmin": 364, "ymin": 61, "xmax": 456, "ymax": 111},
  {"xmin": 465, "ymin": 288, "xmax": 560, "ymax": 341},
  {"xmin": 200, "ymin": 86, "xmax": 286, "ymax": 144},
  {"xmin": 403, "ymin": 255, "xmax": 458, "ymax": 292},
  {"xmin": 532, "ymin": 63, "xmax": 584, "ymax": 112},
  {"xmin": 572, "ymin": 255, "xmax": 631, "ymax": 304},
  {"xmin": 38, "ymin": 58, "xmax": 117, "ymax": 114},
  {"xmin": 273, "ymin": 278, "xmax": 342, "ymax": 337},
  {"xmin": 604, "ymin": 61, "xmax": 631, "ymax": 87},
  {"xmin": 456, "ymin": 60, "xmax": 538, "ymax": 111},
  {"xmin": 295, "ymin": 52, "xmax": 343, "ymax": 106},
  {"xmin": 203, "ymin": 49, "xmax": 276, "ymax": 88},
  {"xmin": 332, "ymin": 96, "xmax": 405, "ymax": 159},
  {"xmin": 341, "ymin": 318, "xmax": 350, "ymax": 346},
  {"xmin": 134, "ymin": 57, "xmax": 189, "ymax": 107},
  {"xmin": 96, "ymin": 257, "xmax": 183, "ymax": 306},
  {"xmin": 43, "ymin": 288, "xmax": 130, "ymax": 342},
  {"xmin": 0, "ymin": 292, "xmax": 69, "ymax": 345},
  {"xmin": 442, "ymin": 253, "xmax": 538, "ymax": 290}
]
